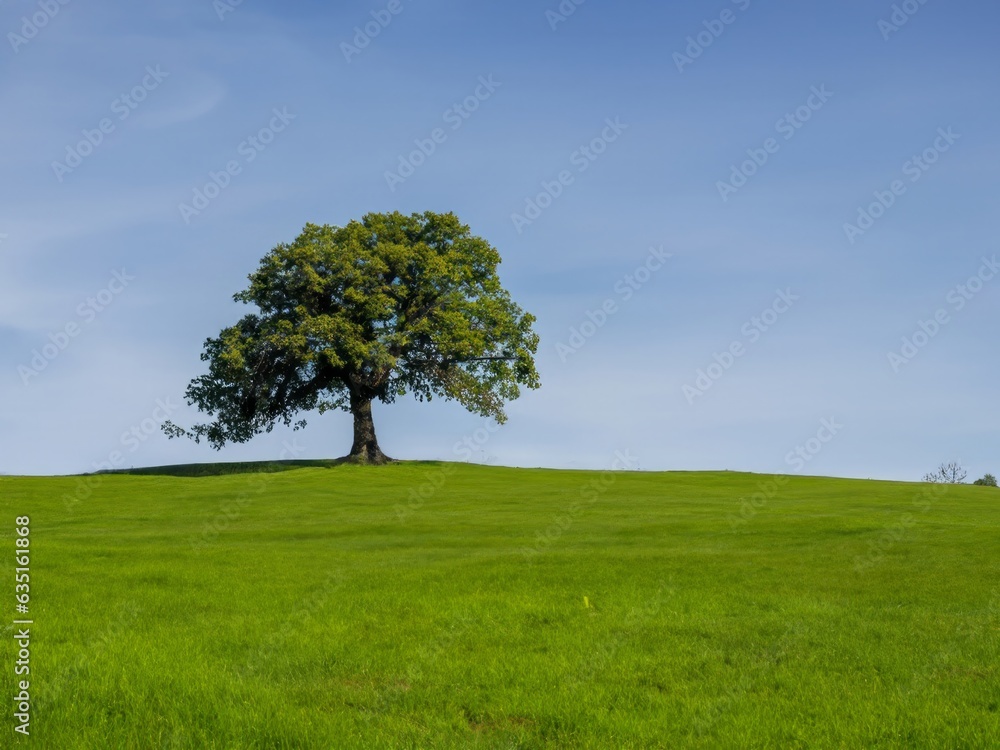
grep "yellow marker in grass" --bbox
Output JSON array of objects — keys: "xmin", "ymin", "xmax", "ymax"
[{"xmin": 583, "ymin": 596, "xmax": 590, "ymax": 608}]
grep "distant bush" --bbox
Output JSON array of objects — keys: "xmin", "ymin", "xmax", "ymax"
[
  {"xmin": 972, "ymin": 474, "xmax": 998, "ymax": 487},
  {"xmin": 923, "ymin": 462, "xmax": 967, "ymax": 484}
]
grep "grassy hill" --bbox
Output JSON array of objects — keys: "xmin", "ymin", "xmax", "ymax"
[{"xmin": 1, "ymin": 463, "xmax": 998, "ymax": 748}]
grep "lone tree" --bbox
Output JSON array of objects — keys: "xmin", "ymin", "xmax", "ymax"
[
  {"xmin": 164, "ymin": 212, "xmax": 540, "ymax": 464},
  {"xmin": 923, "ymin": 462, "xmax": 968, "ymax": 484}
]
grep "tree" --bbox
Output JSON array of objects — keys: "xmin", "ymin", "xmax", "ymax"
[
  {"xmin": 923, "ymin": 462, "xmax": 967, "ymax": 484},
  {"xmin": 973, "ymin": 474, "xmax": 998, "ymax": 487},
  {"xmin": 163, "ymin": 212, "xmax": 540, "ymax": 464}
]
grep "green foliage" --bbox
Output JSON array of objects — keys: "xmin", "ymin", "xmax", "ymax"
[
  {"xmin": 973, "ymin": 473, "xmax": 998, "ymax": 487},
  {"xmin": 165, "ymin": 212, "xmax": 539, "ymax": 449}
]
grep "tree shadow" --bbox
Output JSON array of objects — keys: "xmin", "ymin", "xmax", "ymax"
[{"xmin": 94, "ymin": 458, "xmax": 352, "ymax": 478}]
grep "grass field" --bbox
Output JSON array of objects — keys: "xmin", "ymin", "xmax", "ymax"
[{"xmin": 1, "ymin": 462, "xmax": 999, "ymax": 748}]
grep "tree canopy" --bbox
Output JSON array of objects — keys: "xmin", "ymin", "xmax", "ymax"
[{"xmin": 164, "ymin": 211, "xmax": 540, "ymax": 463}]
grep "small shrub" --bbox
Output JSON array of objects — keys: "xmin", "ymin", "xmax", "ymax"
[{"xmin": 972, "ymin": 474, "xmax": 998, "ymax": 487}]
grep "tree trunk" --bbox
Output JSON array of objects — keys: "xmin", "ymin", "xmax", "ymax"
[{"xmin": 347, "ymin": 392, "xmax": 392, "ymax": 464}]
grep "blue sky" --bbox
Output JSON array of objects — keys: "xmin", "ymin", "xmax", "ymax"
[{"xmin": 1, "ymin": 0, "xmax": 997, "ymax": 479}]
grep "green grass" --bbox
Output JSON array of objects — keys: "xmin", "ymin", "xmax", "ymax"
[{"xmin": 2, "ymin": 463, "xmax": 998, "ymax": 748}]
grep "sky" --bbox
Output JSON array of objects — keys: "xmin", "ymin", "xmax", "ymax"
[{"xmin": 1, "ymin": 0, "xmax": 998, "ymax": 480}]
